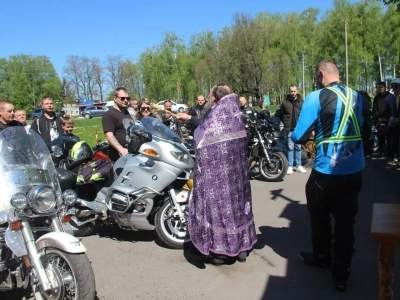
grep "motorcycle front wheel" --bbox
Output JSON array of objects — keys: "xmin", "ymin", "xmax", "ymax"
[
  {"xmin": 155, "ymin": 200, "xmax": 190, "ymax": 249},
  {"xmin": 259, "ymin": 151, "xmax": 288, "ymax": 182},
  {"xmin": 37, "ymin": 248, "xmax": 96, "ymax": 300}
]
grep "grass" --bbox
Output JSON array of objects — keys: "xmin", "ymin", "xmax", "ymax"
[{"xmin": 72, "ymin": 117, "xmax": 106, "ymax": 146}]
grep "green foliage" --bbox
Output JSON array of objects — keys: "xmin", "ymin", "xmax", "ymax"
[
  {"xmin": 0, "ymin": 55, "xmax": 62, "ymax": 112},
  {"xmin": 3, "ymin": 0, "xmax": 400, "ymax": 109}
]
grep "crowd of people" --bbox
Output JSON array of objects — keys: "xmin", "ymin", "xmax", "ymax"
[{"xmin": 0, "ymin": 59, "xmax": 383, "ymax": 293}]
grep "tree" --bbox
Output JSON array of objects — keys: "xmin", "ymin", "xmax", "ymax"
[
  {"xmin": 378, "ymin": 0, "xmax": 400, "ymax": 11},
  {"xmin": 0, "ymin": 55, "xmax": 62, "ymax": 112}
]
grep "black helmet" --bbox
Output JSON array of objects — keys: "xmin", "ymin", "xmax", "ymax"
[
  {"xmin": 128, "ymin": 125, "xmax": 152, "ymax": 154},
  {"xmin": 67, "ymin": 141, "xmax": 93, "ymax": 169}
]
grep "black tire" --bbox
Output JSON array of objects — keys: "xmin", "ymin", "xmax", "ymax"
[
  {"xmin": 155, "ymin": 200, "xmax": 190, "ymax": 249},
  {"xmin": 84, "ymin": 113, "xmax": 91, "ymax": 119},
  {"xmin": 70, "ymin": 221, "xmax": 96, "ymax": 237},
  {"xmin": 40, "ymin": 248, "xmax": 96, "ymax": 300},
  {"xmin": 259, "ymin": 151, "xmax": 288, "ymax": 181},
  {"xmin": 178, "ymin": 107, "xmax": 184, "ymax": 113}
]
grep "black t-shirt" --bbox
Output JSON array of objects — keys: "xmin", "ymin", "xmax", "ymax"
[{"xmin": 102, "ymin": 107, "xmax": 131, "ymax": 161}]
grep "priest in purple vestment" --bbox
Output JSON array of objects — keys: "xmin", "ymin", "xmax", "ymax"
[{"xmin": 188, "ymin": 84, "xmax": 257, "ymax": 265}]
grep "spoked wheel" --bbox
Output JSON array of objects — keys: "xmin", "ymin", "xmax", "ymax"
[
  {"xmin": 155, "ymin": 201, "xmax": 190, "ymax": 249},
  {"xmin": 259, "ymin": 151, "xmax": 288, "ymax": 181},
  {"xmin": 37, "ymin": 248, "xmax": 96, "ymax": 300}
]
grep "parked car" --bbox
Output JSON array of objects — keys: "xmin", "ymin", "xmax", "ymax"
[
  {"xmin": 29, "ymin": 108, "xmax": 65, "ymax": 120},
  {"xmin": 156, "ymin": 100, "xmax": 188, "ymax": 113},
  {"xmin": 81, "ymin": 106, "xmax": 109, "ymax": 119}
]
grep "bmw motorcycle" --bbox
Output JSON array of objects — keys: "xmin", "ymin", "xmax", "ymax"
[
  {"xmin": 245, "ymin": 116, "xmax": 288, "ymax": 181},
  {"xmin": 0, "ymin": 127, "xmax": 96, "ymax": 300},
  {"xmin": 68, "ymin": 117, "xmax": 194, "ymax": 249}
]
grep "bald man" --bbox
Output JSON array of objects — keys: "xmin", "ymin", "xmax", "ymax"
[
  {"xmin": 239, "ymin": 96, "xmax": 257, "ymax": 122},
  {"xmin": 292, "ymin": 60, "xmax": 371, "ymax": 292}
]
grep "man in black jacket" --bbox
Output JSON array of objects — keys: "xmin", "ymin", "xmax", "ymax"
[
  {"xmin": 239, "ymin": 96, "xmax": 257, "ymax": 122},
  {"xmin": 279, "ymin": 85, "xmax": 306, "ymax": 175},
  {"xmin": 31, "ymin": 96, "xmax": 63, "ymax": 143},
  {"xmin": 189, "ymin": 95, "xmax": 208, "ymax": 121},
  {"xmin": 185, "ymin": 95, "xmax": 208, "ymax": 136},
  {"xmin": 373, "ymin": 81, "xmax": 390, "ymax": 158},
  {"xmin": 0, "ymin": 100, "xmax": 23, "ymax": 132}
]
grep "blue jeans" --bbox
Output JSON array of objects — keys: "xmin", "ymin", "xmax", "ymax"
[{"xmin": 287, "ymin": 131, "xmax": 302, "ymax": 167}]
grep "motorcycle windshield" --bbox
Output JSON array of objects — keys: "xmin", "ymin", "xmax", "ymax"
[
  {"xmin": 140, "ymin": 117, "xmax": 181, "ymax": 143},
  {"xmin": 0, "ymin": 127, "xmax": 62, "ymax": 212}
]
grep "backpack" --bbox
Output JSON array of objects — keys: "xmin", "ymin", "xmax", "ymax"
[{"xmin": 76, "ymin": 159, "xmax": 113, "ymax": 185}]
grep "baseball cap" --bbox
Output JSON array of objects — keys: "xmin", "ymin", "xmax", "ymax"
[{"xmin": 391, "ymin": 78, "xmax": 400, "ymax": 85}]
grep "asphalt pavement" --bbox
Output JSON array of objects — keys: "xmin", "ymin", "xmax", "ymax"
[{"xmin": 4, "ymin": 158, "xmax": 400, "ymax": 300}]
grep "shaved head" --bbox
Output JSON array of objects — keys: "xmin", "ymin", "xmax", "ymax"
[
  {"xmin": 315, "ymin": 60, "xmax": 340, "ymax": 89},
  {"xmin": 317, "ymin": 61, "xmax": 339, "ymax": 76}
]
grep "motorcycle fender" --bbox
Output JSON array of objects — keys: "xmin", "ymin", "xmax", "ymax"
[
  {"xmin": 36, "ymin": 232, "xmax": 87, "ymax": 254},
  {"xmin": 5, "ymin": 228, "xmax": 28, "ymax": 257}
]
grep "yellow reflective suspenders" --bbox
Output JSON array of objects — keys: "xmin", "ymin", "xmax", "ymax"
[{"xmin": 315, "ymin": 87, "xmax": 361, "ymax": 145}]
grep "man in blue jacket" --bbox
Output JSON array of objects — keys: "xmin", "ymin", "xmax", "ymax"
[{"xmin": 292, "ymin": 61, "xmax": 371, "ymax": 292}]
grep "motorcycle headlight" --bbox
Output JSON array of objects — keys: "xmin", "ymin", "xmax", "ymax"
[
  {"xmin": 27, "ymin": 185, "xmax": 56, "ymax": 213},
  {"xmin": 10, "ymin": 193, "xmax": 28, "ymax": 210},
  {"xmin": 63, "ymin": 189, "xmax": 77, "ymax": 206},
  {"xmin": 170, "ymin": 151, "xmax": 194, "ymax": 165}
]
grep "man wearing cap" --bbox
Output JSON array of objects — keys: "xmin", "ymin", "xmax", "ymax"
[{"xmin": 385, "ymin": 78, "xmax": 400, "ymax": 166}]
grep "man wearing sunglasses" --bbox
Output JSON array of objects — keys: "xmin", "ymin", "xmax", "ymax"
[{"xmin": 102, "ymin": 87, "xmax": 131, "ymax": 162}]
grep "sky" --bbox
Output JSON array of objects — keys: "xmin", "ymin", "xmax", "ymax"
[{"xmin": 1, "ymin": 0, "xmax": 365, "ymax": 77}]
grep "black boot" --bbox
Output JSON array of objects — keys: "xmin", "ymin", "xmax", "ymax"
[{"xmin": 237, "ymin": 251, "xmax": 248, "ymax": 263}]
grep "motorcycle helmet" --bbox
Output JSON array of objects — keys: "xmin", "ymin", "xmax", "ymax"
[
  {"xmin": 128, "ymin": 125, "xmax": 152, "ymax": 154},
  {"xmin": 67, "ymin": 141, "xmax": 93, "ymax": 169}
]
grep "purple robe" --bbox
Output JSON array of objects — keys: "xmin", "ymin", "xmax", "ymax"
[{"xmin": 188, "ymin": 93, "xmax": 257, "ymax": 256}]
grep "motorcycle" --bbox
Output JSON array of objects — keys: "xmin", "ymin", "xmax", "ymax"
[
  {"xmin": 64, "ymin": 117, "xmax": 194, "ymax": 249},
  {"xmin": 245, "ymin": 116, "xmax": 288, "ymax": 181},
  {"xmin": 0, "ymin": 127, "xmax": 96, "ymax": 299}
]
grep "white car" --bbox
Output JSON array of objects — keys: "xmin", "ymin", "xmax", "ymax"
[{"xmin": 157, "ymin": 100, "xmax": 188, "ymax": 113}]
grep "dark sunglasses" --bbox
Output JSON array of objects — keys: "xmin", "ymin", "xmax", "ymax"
[
  {"xmin": 140, "ymin": 107, "xmax": 150, "ymax": 112},
  {"xmin": 117, "ymin": 96, "xmax": 130, "ymax": 101}
]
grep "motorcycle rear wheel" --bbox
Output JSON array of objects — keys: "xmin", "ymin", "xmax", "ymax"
[
  {"xmin": 155, "ymin": 201, "xmax": 190, "ymax": 249},
  {"xmin": 259, "ymin": 151, "xmax": 288, "ymax": 182},
  {"xmin": 36, "ymin": 248, "xmax": 96, "ymax": 300}
]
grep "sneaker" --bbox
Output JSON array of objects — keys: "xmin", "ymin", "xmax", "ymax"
[
  {"xmin": 333, "ymin": 279, "xmax": 348, "ymax": 292},
  {"xmin": 287, "ymin": 167, "xmax": 293, "ymax": 175},
  {"xmin": 298, "ymin": 251, "xmax": 331, "ymax": 269},
  {"xmin": 296, "ymin": 165, "xmax": 307, "ymax": 174}
]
